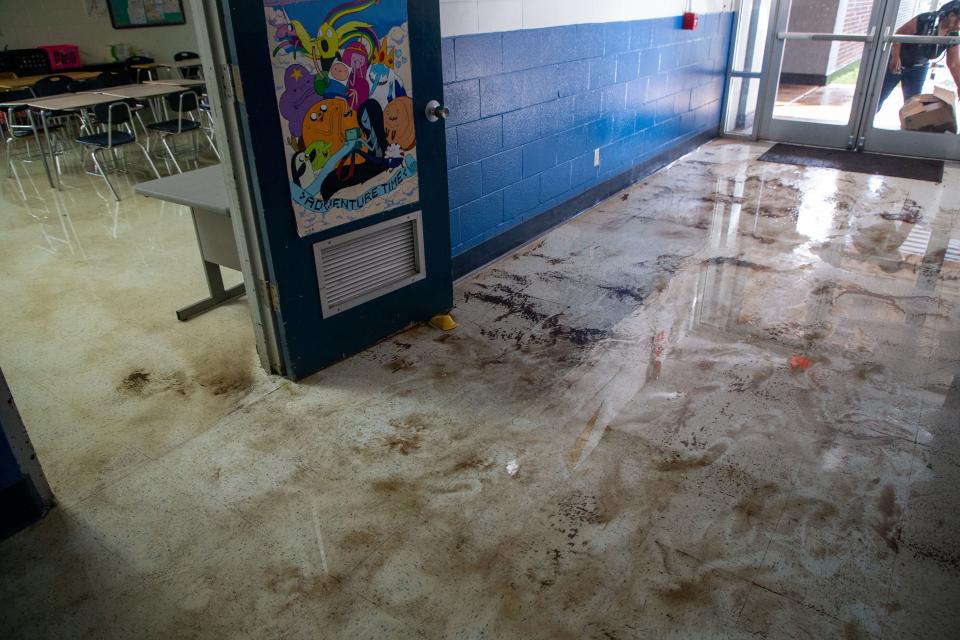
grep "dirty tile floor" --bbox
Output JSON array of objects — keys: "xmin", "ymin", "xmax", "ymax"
[{"xmin": 2, "ymin": 140, "xmax": 960, "ymax": 639}]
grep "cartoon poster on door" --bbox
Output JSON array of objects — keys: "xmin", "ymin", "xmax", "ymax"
[{"xmin": 263, "ymin": 0, "xmax": 419, "ymax": 236}]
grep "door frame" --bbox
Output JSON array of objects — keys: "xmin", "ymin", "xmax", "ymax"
[{"xmin": 189, "ymin": 0, "xmax": 287, "ymax": 376}]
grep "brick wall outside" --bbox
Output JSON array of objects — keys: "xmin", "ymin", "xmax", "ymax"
[
  {"xmin": 836, "ymin": 0, "xmax": 875, "ymax": 71},
  {"xmin": 441, "ymin": 13, "xmax": 734, "ymax": 255}
]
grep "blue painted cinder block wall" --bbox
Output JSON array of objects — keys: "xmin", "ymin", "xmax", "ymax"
[{"xmin": 442, "ymin": 12, "xmax": 734, "ymax": 256}]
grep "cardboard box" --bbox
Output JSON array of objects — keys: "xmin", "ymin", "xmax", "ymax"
[{"xmin": 900, "ymin": 86, "xmax": 958, "ymax": 133}]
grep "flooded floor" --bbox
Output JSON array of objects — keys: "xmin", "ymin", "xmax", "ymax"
[{"xmin": 2, "ymin": 140, "xmax": 960, "ymax": 639}]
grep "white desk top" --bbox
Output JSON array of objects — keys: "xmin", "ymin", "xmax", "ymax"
[
  {"xmin": 144, "ymin": 79, "xmax": 205, "ymax": 87},
  {"xmin": 158, "ymin": 60, "xmax": 203, "ymax": 69},
  {"xmin": 134, "ymin": 165, "xmax": 229, "ymax": 215},
  {"xmin": 26, "ymin": 92, "xmax": 118, "ymax": 110},
  {"xmin": 98, "ymin": 84, "xmax": 185, "ymax": 99}
]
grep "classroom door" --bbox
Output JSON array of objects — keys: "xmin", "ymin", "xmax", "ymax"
[{"xmin": 221, "ymin": 0, "xmax": 452, "ymax": 379}]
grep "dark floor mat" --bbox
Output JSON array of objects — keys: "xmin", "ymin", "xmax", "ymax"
[{"xmin": 758, "ymin": 143, "xmax": 944, "ymax": 183}]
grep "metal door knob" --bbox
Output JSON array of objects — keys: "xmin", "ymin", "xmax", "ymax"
[{"xmin": 425, "ymin": 100, "xmax": 449, "ymax": 123}]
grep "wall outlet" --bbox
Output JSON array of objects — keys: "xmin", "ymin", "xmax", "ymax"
[{"xmin": 594, "ymin": 148, "xmax": 600, "ymax": 167}]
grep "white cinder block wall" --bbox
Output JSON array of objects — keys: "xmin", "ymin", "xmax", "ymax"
[{"xmin": 440, "ymin": 0, "xmax": 736, "ymax": 36}]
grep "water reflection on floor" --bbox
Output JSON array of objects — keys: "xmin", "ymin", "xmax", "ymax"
[{"xmin": 2, "ymin": 140, "xmax": 959, "ymax": 639}]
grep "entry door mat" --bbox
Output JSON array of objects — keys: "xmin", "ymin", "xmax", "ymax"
[{"xmin": 758, "ymin": 143, "xmax": 944, "ymax": 183}]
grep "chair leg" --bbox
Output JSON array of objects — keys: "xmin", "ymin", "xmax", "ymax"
[
  {"xmin": 136, "ymin": 112, "xmax": 150, "ymax": 149},
  {"xmin": 137, "ymin": 142, "xmax": 161, "ymax": 179},
  {"xmin": 91, "ymin": 148, "xmax": 120, "ymax": 201},
  {"xmin": 5, "ymin": 137, "xmax": 13, "ymax": 178},
  {"xmin": 161, "ymin": 136, "xmax": 183, "ymax": 174},
  {"xmin": 192, "ymin": 130, "xmax": 200, "ymax": 165},
  {"xmin": 206, "ymin": 131, "xmax": 221, "ymax": 161}
]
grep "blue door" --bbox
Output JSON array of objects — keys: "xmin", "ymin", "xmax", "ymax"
[{"xmin": 224, "ymin": 0, "xmax": 452, "ymax": 378}]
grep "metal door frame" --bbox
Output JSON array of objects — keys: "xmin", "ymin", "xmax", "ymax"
[
  {"xmin": 758, "ymin": 0, "xmax": 890, "ymax": 149},
  {"xmin": 859, "ymin": 0, "xmax": 960, "ymax": 159},
  {"xmin": 189, "ymin": 0, "xmax": 286, "ymax": 376}
]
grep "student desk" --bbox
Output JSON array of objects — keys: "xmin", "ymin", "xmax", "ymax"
[
  {"xmin": 134, "ymin": 165, "xmax": 245, "ymax": 321},
  {"xmin": 0, "ymin": 71, "xmax": 100, "ymax": 90}
]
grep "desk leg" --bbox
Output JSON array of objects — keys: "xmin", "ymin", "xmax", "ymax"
[
  {"xmin": 176, "ymin": 261, "xmax": 245, "ymax": 321},
  {"xmin": 41, "ymin": 111, "xmax": 60, "ymax": 191},
  {"xmin": 28, "ymin": 111, "xmax": 56, "ymax": 189},
  {"xmin": 176, "ymin": 207, "xmax": 245, "ymax": 321}
]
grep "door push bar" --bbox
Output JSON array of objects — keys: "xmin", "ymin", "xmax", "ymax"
[
  {"xmin": 879, "ymin": 25, "xmax": 960, "ymax": 52},
  {"xmin": 777, "ymin": 28, "xmax": 876, "ymax": 43},
  {"xmin": 885, "ymin": 35, "xmax": 960, "ymax": 45}
]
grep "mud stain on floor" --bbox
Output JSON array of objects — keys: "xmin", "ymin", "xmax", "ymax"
[
  {"xmin": 873, "ymin": 485, "xmax": 902, "ymax": 553},
  {"xmin": 656, "ymin": 441, "xmax": 729, "ymax": 472}
]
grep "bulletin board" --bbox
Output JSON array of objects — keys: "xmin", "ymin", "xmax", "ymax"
[{"xmin": 107, "ymin": 0, "xmax": 186, "ymax": 29}]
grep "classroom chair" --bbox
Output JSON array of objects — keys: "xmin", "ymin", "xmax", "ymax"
[
  {"xmin": 2, "ymin": 88, "xmax": 66, "ymax": 178},
  {"xmin": 146, "ymin": 90, "xmax": 201, "ymax": 174},
  {"xmin": 174, "ymin": 51, "xmax": 201, "ymax": 80},
  {"xmin": 125, "ymin": 56, "xmax": 155, "ymax": 82},
  {"xmin": 94, "ymin": 70, "xmax": 151, "ymax": 137},
  {"xmin": 75, "ymin": 101, "xmax": 159, "ymax": 200}
]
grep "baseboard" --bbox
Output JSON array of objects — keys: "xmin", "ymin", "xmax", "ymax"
[
  {"xmin": 452, "ymin": 129, "xmax": 716, "ymax": 280},
  {"xmin": 0, "ymin": 476, "xmax": 48, "ymax": 540}
]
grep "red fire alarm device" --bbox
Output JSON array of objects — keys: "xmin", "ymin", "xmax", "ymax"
[{"xmin": 683, "ymin": 12, "xmax": 699, "ymax": 30}]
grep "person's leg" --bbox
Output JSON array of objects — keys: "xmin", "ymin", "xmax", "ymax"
[
  {"xmin": 900, "ymin": 63, "xmax": 930, "ymax": 102},
  {"xmin": 877, "ymin": 68, "xmax": 902, "ymax": 113}
]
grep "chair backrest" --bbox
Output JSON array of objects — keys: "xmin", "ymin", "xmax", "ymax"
[
  {"xmin": 174, "ymin": 51, "xmax": 201, "ymax": 80},
  {"xmin": 31, "ymin": 74, "xmax": 74, "ymax": 98},
  {"xmin": 93, "ymin": 101, "xmax": 132, "ymax": 125},
  {"xmin": 125, "ymin": 55, "xmax": 155, "ymax": 66},
  {"xmin": 96, "ymin": 70, "xmax": 134, "ymax": 88},
  {"xmin": 68, "ymin": 77, "xmax": 104, "ymax": 93},
  {"xmin": 164, "ymin": 90, "xmax": 198, "ymax": 113}
]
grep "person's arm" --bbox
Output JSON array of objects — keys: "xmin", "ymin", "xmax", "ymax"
[
  {"xmin": 891, "ymin": 18, "xmax": 919, "ymax": 73},
  {"xmin": 947, "ymin": 45, "xmax": 960, "ymax": 90}
]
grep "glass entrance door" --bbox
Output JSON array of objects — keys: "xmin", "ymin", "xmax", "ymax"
[
  {"xmin": 860, "ymin": 0, "xmax": 960, "ymax": 159},
  {"xmin": 759, "ymin": 0, "xmax": 889, "ymax": 149},
  {"xmin": 754, "ymin": 0, "xmax": 960, "ymax": 160}
]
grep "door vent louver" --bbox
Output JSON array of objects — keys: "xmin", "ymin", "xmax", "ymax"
[{"xmin": 314, "ymin": 212, "xmax": 426, "ymax": 318}]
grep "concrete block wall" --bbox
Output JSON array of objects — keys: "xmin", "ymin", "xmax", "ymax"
[{"xmin": 443, "ymin": 12, "xmax": 734, "ymax": 255}]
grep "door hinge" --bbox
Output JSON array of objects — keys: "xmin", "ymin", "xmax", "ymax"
[
  {"xmin": 261, "ymin": 280, "xmax": 280, "ymax": 312},
  {"xmin": 227, "ymin": 63, "xmax": 245, "ymax": 105}
]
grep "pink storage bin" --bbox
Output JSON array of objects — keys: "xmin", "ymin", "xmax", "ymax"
[{"xmin": 38, "ymin": 45, "xmax": 81, "ymax": 70}]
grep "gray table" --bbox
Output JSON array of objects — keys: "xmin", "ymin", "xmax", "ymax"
[{"xmin": 134, "ymin": 165, "xmax": 245, "ymax": 320}]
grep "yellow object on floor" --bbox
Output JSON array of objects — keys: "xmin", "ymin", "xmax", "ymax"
[{"xmin": 429, "ymin": 314, "xmax": 458, "ymax": 331}]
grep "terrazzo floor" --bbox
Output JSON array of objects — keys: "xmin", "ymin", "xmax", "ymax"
[{"xmin": 2, "ymin": 139, "xmax": 959, "ymax": 639}]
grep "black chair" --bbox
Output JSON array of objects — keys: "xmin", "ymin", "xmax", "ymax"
[
  {"xmin": 2, "ymin": 88, "xmax": 65, "ymax": 178},
  {"xmin": 146, "ymin": 91, "xmax": 202, "ymax": 173},
  {"xmin": 31, "ymin": 74, "xmax": 74, "ymax": 98},
  {"xmin": 173, "ymin": 51, "xmax": 201, "ymax": 80},
  {"xmin": 95, "ymin": 70, "xmax": 135, "ymax": 88},
  {"xmin": 125, "ymin": 55, "xmax": 155, "ymax": 82},
  {"xmin": 75, "ymin": 101, "xmax": 159, "ymax": 200},
  {"xmin": 93, "ymin": 70, "xmax": 150, "ymax": 136}
]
